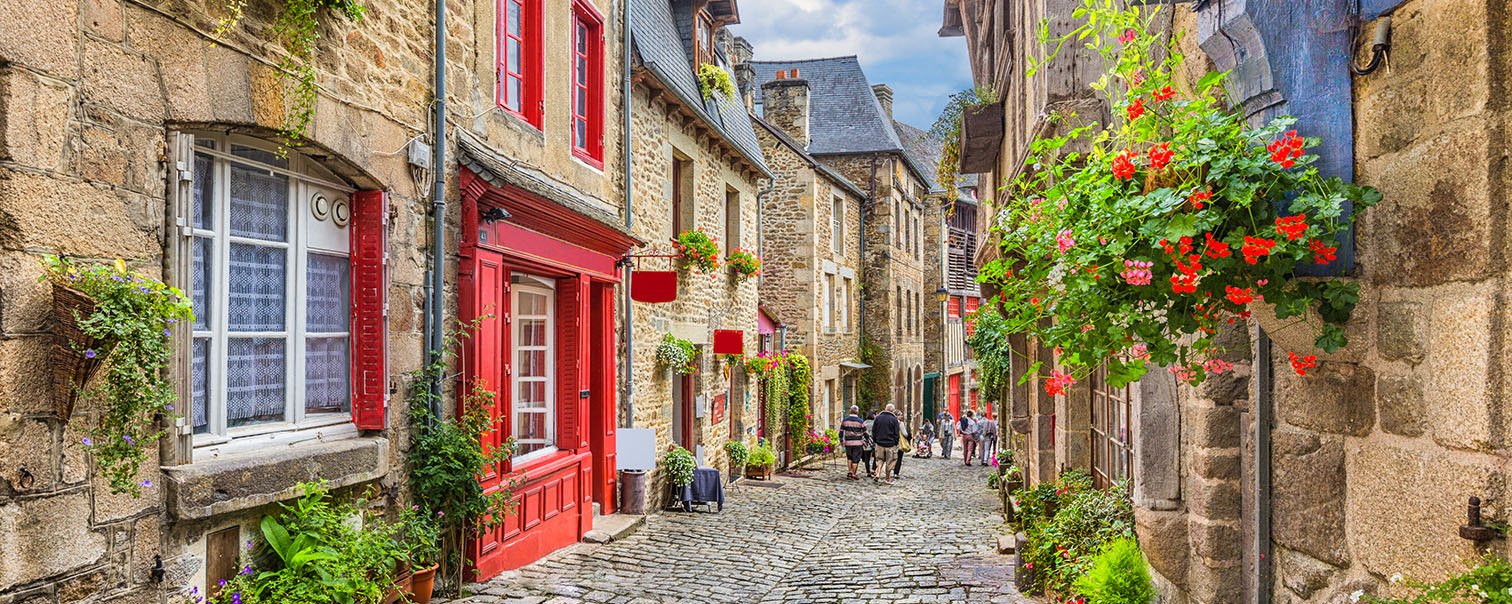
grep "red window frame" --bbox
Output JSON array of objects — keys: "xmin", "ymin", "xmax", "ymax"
[
  {"xmin": 497, "ymin": 0, "xmax": 543, "ymax": 128},
  {"xmin": 571, "ymin": 0, "xmax": 605, "ymax": 167},
  {"xmin": 948, "ymin": 296, "xmax": 962, "ymax": 319}
]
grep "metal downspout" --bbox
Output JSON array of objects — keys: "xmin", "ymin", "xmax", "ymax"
[
  {"xmin": 620, "ymin": 0, "xmax": 635, "ymax": 428},
  {"xmin": 426, "ymin": 0, "xmax": 447, "ymax": 414},
  {"xmin": 1255, "ymin": 331, "xmax": 1273, "ymax": 603}
]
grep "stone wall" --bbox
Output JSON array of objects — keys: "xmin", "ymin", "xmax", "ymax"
[{"xmin": 625, "ymin": 80, "xmax": 760, "ymax": 504}]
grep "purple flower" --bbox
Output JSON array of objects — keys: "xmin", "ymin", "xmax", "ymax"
[
  {"xmin": 232, "ymin": 593, "xmax": 241, "ymax": 604},
  {"xmin": 163, "ymin": 329, "xmax": 173, "ymax": 337},
  {"xmin": 166, "ymin": 318, "xmax": 176, "ymax": 323},
  {"xmin": 219, "ymin": 579, "xmax": 227, "ymax": 587},
  {"xmin": 81, "ymin": 437, "xmax": 93, "ymax": 446},
  {"xmin": 165, "ymin": 404, "xmax": 174, "ymax": 412},
  {"xmin": 123, "ymin": 435, "xmax": 135, "ymax": 445},
  {"xmin": 241, "ymin": 564, "xmax": 252, "ymax": 576},
  {"xmin": 141, "ymin": 479, "xmax": 152, "ymax": 488},
  {"xmin": 110, "ymin": 275, "xmax": 124, "ymax": 282},
  {"xmin": 84, "ymin": 349, "xmax": 96, "ymax": 359}
]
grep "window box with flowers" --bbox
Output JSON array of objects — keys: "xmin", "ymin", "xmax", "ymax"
[
  {"xmin": 725, "ymin": 248, "xmax": 761, "ymax": 283},
  {"xmin": 672, "ymin": 229, "xmax": 721, "ymax": 275},
  {"xmin": 981, "ymin": 1, "xmax": 1382, "ymax": 394},
  {"xmin": 656, "ymin": 334, "xmax": 697, "ymax": 377}
]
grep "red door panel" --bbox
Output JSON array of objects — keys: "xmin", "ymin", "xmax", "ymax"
[{"xmin": 589, "ymin": 283, "xmax": 617, "ymax": 514}]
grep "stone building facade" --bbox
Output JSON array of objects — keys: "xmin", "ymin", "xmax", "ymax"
[
  {"xmin": 624, "ymin": 0, "xmax": 767, "ymax": 501},
  {"xmin": 749, "ymin": 58, "xmax": 934, "ymax": 429},
  {"xmin": 0, "ymin": 0, "xmax": 656, "ymax": 595},
  {"xmin": 748, "ymin": 97, "xmax": 866, "ymax": 433},
  {"xmin": 943, "ymin": 0, "xmax": 1512, "ymax": 602}
]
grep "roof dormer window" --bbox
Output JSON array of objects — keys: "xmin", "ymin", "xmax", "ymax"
[{"xmin": 695, "ymin": 11, "xmax": 715, "ymax": 68}]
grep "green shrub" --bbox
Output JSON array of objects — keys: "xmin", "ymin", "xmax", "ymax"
[
  {"xmin": 1072, "ymin": 538, "xmax": 1156, "ymax": 604},
  {"xmin": 662, "ymin": 445, "xmax": 696, "ymax": 487},
  {"xmin": 1363, "ymin": 555, "xmax": 1512, "ymax": 604},
  {"xmin": 748, "ymin": 443, "xmax": 776, "ymax": 467},
  {"xmin": 1014, "ymin": 470, "xmax": 1136, "ymax": 596},
  {"xmin": 723, "ymin": 440, "xmax": 749, "ymax": 469}
]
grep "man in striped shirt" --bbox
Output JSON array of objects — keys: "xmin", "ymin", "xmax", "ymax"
[{"xmin": 840, "ymin": 406, "xmax": 867, "ymax": 480}]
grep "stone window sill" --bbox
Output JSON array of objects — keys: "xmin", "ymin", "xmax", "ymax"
[{"xmin": 162, "ymin": 436, "xmax": 389, "ymax": 520}]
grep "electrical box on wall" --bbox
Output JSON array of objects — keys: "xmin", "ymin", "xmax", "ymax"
[{"xmin": 407, "ymin": 139, "xmax": 432, "ymax": 171}]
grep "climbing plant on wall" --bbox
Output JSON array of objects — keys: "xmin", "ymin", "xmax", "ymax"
[
  {"xmin": 214, "ymin": 0, "xmax": 368, "ymax": 149},
  {"xmin": 784, "ymin": 353, "xmax": 811, "ymax": 454},
  {"xmin": 855, "ymin": 333, "xmax": 889, "ymax": 413},
  {"xmin": 763, "ymin": 360, "xmax": 789, "ymax": 445}
]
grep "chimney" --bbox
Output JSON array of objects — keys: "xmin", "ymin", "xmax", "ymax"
[
  {"xmin": 732, "ymin": 36, "xmax": 756, "ymax": 111},
  {"xmin": 762, "ymin": 74, "xmax": 811, "ymax": 147},
  {"xmin": 872, "ymin": 84, "xmax": 894, "ymax": 121}
]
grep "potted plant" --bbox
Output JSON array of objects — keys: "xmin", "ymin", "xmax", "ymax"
[
  {"xmin": 995, "ymin": 449, "xmax": 1015, "ymax": 477},
  {"xmin": 39, "ymin": 256, "xmax": 193, "ymax": 497},
  {"xmin": 745, "ymin": 443, "xmax": 776, "ymax": 480},
  {"xmin": 722, "ymin": 440, "xmax": 749, "ymax": 481},
  {"xmin": 725, "ymin": 248, "xmax": 762, "ymax": 283},
  {"xmin": 399, "ymin": 504, "xmax": 443, "ymax": 604},
  {"xmin": 672, "ymin": 228, "xmax": 721, "ymax": 274},
  {"xmin": 656, "ymin": 334, "xmax": 697, "ymax": 376},
  {"xmin": 662, "ymin": 445, "xmax": 696, "ymax": 510}
]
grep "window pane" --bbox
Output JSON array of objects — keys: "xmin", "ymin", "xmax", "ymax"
[
  {"xmin": 192, "ymin": 337, "xmax": 210, "ymax": 435},
  {"xmin": 193, "ymin": 152, "xmax": 214, "ymax": 230},
  {"xmin": 507, "ymin": 0, "xmax": 522, "ymax": 36},
  {"xmin": 520, "ymin": 291, "xmax": 545, "ymax": 315},
  {"xmin": 192, "ymin": 237, "xmax": 212, "ymax": 331},
  {"xmin": 306, "ymin": 253, "xmax": 350, "ymax": 332},
  {"xmin": 520, "ymin": 317, "xmax": 546, "ymax": 346},
  {"xmin": 576, "ymin": 22, "xmax": 587, "ymax": 54},
  {"xmin": 231, "ymin": 143, "xmax": 289, "ymax": 169},
  {"xmin": 226, "ymin": 337, "xmax": 286, "ymax": 427},
  {"xmin": 514, "ymin": 411, "xmax": 550, "ymax": 456},
  {"xmin": 574, "ymin": 117, "xmax": 587, "ymax": 149},
  {"xmin": 228, "ymin": 243, "xmax": 286, "ymax": 332},
  {"xmin": 305, "ymin": 336, "xmax": 351, "ymax": 415},
  {"xmin": 507, "ymin": 38, "xmax": 522, "ymax": 74},
  {"xmin": 507, "ymin": 77, "xmax": 522, "ymax": 112},
  {"xmin": 229, "ymin": 162, "xmax": 289, "ymax": 241}
]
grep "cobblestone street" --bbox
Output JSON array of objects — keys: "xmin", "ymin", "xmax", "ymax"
[{"xmin": 450, "ymin": 454, "xmax": 1030, "ymax": 604}]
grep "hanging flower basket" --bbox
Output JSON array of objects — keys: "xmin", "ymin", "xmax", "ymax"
[
  {"xmin": 631, "ymin": 270, "xmax": 679, "ymax": 303},
  {"xmin": 49, "ymin": 284, "xmax": 111, "ymax": 420},
  {"xmin": 673, "ymin": 229, "xmax": 721, "ymax": 274}
]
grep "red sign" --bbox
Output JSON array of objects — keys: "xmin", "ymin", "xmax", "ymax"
[
  {"xmin": 630, "ymin": 270, "xmax": 677, "ymax": 303},
  {"xmin": 712, "ymin": 329, "xmax": 744, "ymax": 355},
  {"xmin": 712, "ymin": 393, "xmax": 726, "ymax": 424}
]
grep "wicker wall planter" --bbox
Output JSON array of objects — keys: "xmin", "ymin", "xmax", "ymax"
[{"xmin": 49, "ymin": 284, "xmax": 110, "ymax": 420}]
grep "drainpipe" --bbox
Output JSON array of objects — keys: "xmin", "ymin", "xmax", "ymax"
[
  {"xmin": 426, "ymin": 0, "xmax": 448, "ymax": 412},
  {"xmin": 1255, "ymin": 331, "xmax": 1273, "ymax": 603},
  {"xmin": 620, "ymin": 0, "xmax": 635, "ymax": 428}
]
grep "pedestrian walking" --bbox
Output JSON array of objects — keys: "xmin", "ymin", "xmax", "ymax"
[
  {"xmin": 959, "ymin": 410, "xmax": 978, "ymax": 466},
  {"xmin": 893, "ymin": 417, "xmax": 910, "ymax": 477},
  {"xmin": 978, "ymin": 415, "xmax": 999, "ymax": 466},
  {"xmin": 840, "ymin": 406, "xmax": 866, "ymax": 480},
  {"xmin": 914, "ymin": 420, "xmax": 934, "ymax": 458},
  {"xmin": 936, "ymin": 410, "xmax": 954, "ymax": 459},
  {"xmin": 862, "ymin": 410, "xmax": 877, "ymax": 477},
  {"xmin": 872, "ymin": 404, "xmax": 903, "ymax": 484}
]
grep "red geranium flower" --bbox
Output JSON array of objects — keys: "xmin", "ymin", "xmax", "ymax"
[
  {"xmin": 1153, "ymin": 86, "xmax": 1176, "ymax": 101},
  {"xmin": 1224, "ymin": 285, "xmax": 1255, "ymax": 305},
  {"xmin": 1203, "ymin": 232, "xmax": 1231, "ymax": 258},
  {"xmin": 1310, "ymin": 238, "xmax": 1338, "ymax": 264},
  {"xmin": 1275, "ymin": 214, "xmax": 1309, "ymax": 240},
  {"xmin": 1148, "ymin": 142, "xmax": 1174, "ymax": 171},
  {"xmin": 1126, "ymin": 98, "xmax": 1145, "ymax": 121},
  {"xmin": 1189, "ymin": 189, "xmax": 1212, "ymax": 210},
  {"xmin": 1267, "ymin": 129, "xmax": 1305, "ymax": 168},
  {"xmin": 1111, "ymin": 150, "xmax": 1138, "ymax": 180},
  {"xmin": 1240, "ymin": 236, "xmax": 1277, "ymax": 264},
  {"xmin": 1288, "ymin": 352, "xmax": 1318, "ymax": 376}
]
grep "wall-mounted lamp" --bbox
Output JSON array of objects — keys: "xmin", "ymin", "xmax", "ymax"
[
  {"xmin": 1350, "ymin": 17, "xmax": 1392, "ymax": 76},
  {"xmin": 479, "ymin": 207, "xmax": 512, "ymax": 223},
  {"xmin": 935, "ymin": 287, "xmax": 951, "ymax": 303}
]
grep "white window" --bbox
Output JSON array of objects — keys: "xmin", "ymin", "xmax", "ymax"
[
  {"xmin": 823, "ymin": 273, "xmax": 834, "ymax": 332},
  {"xmin": 831, "ymin": 195, "xmax": 844, "ymax": 254},
  {"xmin": 187, "ymin": 133, "xmax": 354, "ymax": 444},
  {"xmin": 512, "ymin": 276, "xmax": 557, "ymax": 463},
  {"xmin": 842, "ymin": 277, "xmax": 853, "ymax": 332}
]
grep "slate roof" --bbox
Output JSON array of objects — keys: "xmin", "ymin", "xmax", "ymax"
[
  {"xmin": 749, "ymin": 114, "xmax": 867, "ymax": 199},
  {"xmin": 892, "ymin": 120, "xmax": 977, "ymax": 199},
  {"xmin": 630, "ymin": 0, "xmax": 769, "ymax": 176},
  {"xmin": 749, "ymin": 57, "xmax": 903, "ymax": 156}
]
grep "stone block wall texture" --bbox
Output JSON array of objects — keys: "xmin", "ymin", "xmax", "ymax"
[
  {"xmin": 625, "ymin": 82, "xmax": 760, "ymax": 505},
  {"xmin": 0, "ymin": 0, "xmax": 625, "ymax": 600},
  {"xmin": 752, "ymin": 127, "xmax": 863, "ymax": 432}
]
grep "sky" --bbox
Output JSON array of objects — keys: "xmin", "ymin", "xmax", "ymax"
[{"xmin": 728, "ymin": 0, "xmax": 975, "ymax": 130}]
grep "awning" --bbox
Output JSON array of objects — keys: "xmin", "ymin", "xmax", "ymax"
[{"xmin": 840, "ymin": 362, "xmax": 872, "ymax": 370}]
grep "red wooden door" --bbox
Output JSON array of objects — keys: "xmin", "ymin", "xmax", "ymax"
[
  {"xmin": 588, "ymin": 282, "xmax": 616, "ymax": 514},
  {"xmin": 948, "ymin": 374, "xmax": 962, "ymax": 420},
  {"xmin": 462, "ymin": 249, "xmax": 510, "ymax": 574}
]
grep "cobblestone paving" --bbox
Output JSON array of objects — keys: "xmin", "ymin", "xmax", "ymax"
[{"xmin": 447, "ymin": 455, "xmax": 1030, "ymax": 604}]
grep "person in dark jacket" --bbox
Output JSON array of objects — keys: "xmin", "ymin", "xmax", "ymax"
[
  {"xmin": 840, "ymin": 406, "xmax": 867, "ymax": 480},
  {"xmin": 871, "ymin": 404, "xmax": 902, "ymax": 484}
]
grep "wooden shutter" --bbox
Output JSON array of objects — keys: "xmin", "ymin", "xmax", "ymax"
[
  {"xmin": 350, "ymin": 190, "xmax": 389, "ymax": 430},
  {"xmin": 556, "ymin": 276, "xmax": 587, "ymax": 450}
]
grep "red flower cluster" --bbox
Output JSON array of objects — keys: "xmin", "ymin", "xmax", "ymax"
[
  {"xmin": 1310, "ymin": 239, "xmax": 1337, "ymax": 264},
  {"xmin": 1268, "ymin": 129, "xmax": 1304, "ymax": 168},
  {"xmin": 1044, "ymin": 370, "xmax": 1077, "ymax": 396},
  {"xmin": 1190, "ymin": 189, "xmax": 1212, "ymax": 210},
  {"xmin": 1112, "ymin": 150, "xmax": 1137, "ymax": 180},
  {"xmin": 1126, "ymin": 98, "xmax": 1145, "ymax": 121},
  {"xmin": 1224, "ymin": 285, "xmax": 1255, "ymax": 305},
  {"xmin": 1153, "ymin": 86, "xmax": 1176, "ymax": 102},
  {"xmin": 1203, "ymin": 232, "xmax": 1231, "ymax": 258},
  {"xmin": 1240, "ymin": 236, "xmax": 1276, "ymax": 264},
  {"xmin": 1159, "ymin": 236, "xmax": 1202, "ymax": 294},
  {"xmin": 1275, "ymin": 214, "xmax": 1309, "ymax": 240},
  {"xmin": 1148, "ymin": 143, "xmax": 1174, "ymax": 171},
  {"xmin": 1288, "ymin": 352, "xmax": 1318, "ymax": 376}
]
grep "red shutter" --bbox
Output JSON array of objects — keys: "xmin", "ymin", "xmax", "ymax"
[
  {"xmin": 556, "ymin": 276, "xmax": 587, "ymax": 450},
  {"xmin": 350, "ymin": 191, "xmax": 389, "ymax": 430}
]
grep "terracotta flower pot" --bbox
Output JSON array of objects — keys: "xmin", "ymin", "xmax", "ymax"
[{"xmin": 406, "ymin": 563, "xmax": 439, "ymax": 604}]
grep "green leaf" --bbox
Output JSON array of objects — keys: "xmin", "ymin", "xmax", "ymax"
[{"xmin": 1166, "ymin": 214, "xmax": 1199, "ymax": 238}]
